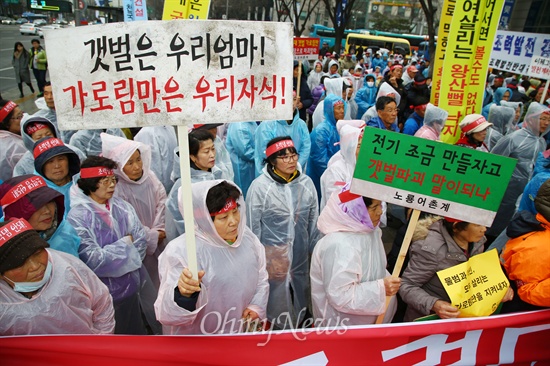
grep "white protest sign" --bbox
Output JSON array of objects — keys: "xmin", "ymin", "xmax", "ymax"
[
  {"xmin": 45, "ymin": 20, "xmax": 294, "ymax": 130},
  {"xmin": 489, "ymin": 30, "xmax": 550, "ymax": 78}
]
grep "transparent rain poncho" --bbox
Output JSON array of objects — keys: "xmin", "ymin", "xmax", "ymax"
[
  {"xmin": 0, "ymin": 249, "xmax": 115, "ymax": 335},
  {"xmin": 254, "ymin": 114, "xmax": 311, "ymax": 177},
  {"xmin": 311, "ymin": 188, "xmax": 396, "ymax": 326},
  {"xmin": 485, "ymin": 105, "xmax": 514, "ymax": 151},
  {"xmin": 69, "ymin": 128, "xmax": 126, "ymax": 157},
  {"xmin": 13, "ymin": 116, "xmax": 86, "ymax": 177},
  {"xmin": 247, "ymin": 163, "xmax": 320, "ymax": 329},
  {"xmin": 134, "ymin": 126, "xmax": 178, "ymax": 193},
  {"xmin": 414, "ymin": 103, "xmax": 448, "ymax": 141},
  {"xmin": 226, "ymin": 121, "xmax": 257, "ymax": 198},
  {"xmin": 67, "ymin": 180, "xmax": 147, "ymax": 302},
  {"xmin": 155, "ymin": 179, "xmax": 269, "ymax": 334},
  {"xmin": 488, "ymin": 102, "xmax": 550, "ymax": 237},
  {"xmin": 312, "ymin": 78, "xmax": 352, "ymax": 129}
]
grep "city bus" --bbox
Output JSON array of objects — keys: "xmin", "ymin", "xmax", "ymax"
[
  {"xmin": 309, "ymin": 24, "xmax": 365, "ymax": 53},
  {"xmin": 345, "ymin": 33, "xmax": 412, "ymax": 57},
  {"xmin": 369, "ymin": 30, "xmax": 437, "ymax": 54}
]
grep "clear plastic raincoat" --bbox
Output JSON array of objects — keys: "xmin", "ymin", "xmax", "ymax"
[
  {"xmin": 226, "ymin": 121, "xmax": 257, "ymax": 198},
  {"xmin": 311, "ymin": 188, "xmax": 396, "ymax": 326},
  {"xmin": 307, "ymin": 94, "xmax": 346, "ymax": 200},
  {"xmin": 14, "ymin": 116, "xmax": 86, "ymax": 177},
  {"xmin": 488, "ymin": 102, "xmax": 550, "ymax": 237},
  {"xmin": 134, "ymin": 126, "xmax": 178, "ymax": 193},
  {"xmin": 155, "ymin": 179, "xmax": 269, "ymax": 334},
  {"xmin": 67, "ymin": 180, "xmax": 147, "ymax": 303},
  {"xmin": 69, "ymin": 128, "xmax": 126, "ymax": 157},
  {"xmin": 485, "ymin": 105, "xmax": 514, "ymax": 151},
  {"xmin": 0, "ymin": 130, "xmax": 26, "ymax": 182},
  {"xmin": 414, "ymin": 104, "xmax": 448, "ymax": 141},
  {"xmin": 0, "ymin": 249, "xmax": 115, "ymax": 335},
  {"xmin": 247, "ymin": 163, "xmax": 320, "ymax": 329},
  {"xmin": 254, "ymin": 114, "xmax": 311, "ymax": 176},
  {"xmin": 312, "ymin": 78, "xmax": 352, "ymax": 129},
  {"xmin": 165, "ymin": 147, "xmax": 230, "ymax": 242}
]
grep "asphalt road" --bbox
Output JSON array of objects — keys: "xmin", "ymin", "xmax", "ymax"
[{"xmin": 0, "ymin": 23, "xmax": 49, "ymax": 113}]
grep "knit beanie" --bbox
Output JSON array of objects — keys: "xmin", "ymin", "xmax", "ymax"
[
  {"xmin": 534, "ymin": 179, "xmax": 550, "ymax": 222},
  {"xmin": 0, "ymin": 219, "xmax": 49, "ymax": 273},
  {"xmin": 0, "ymin": 174, "xmax": 64, "ymax": 222}
]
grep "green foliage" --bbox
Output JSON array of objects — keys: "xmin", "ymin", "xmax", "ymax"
[{"xmin": 370, "ymin": 12, "xmax": 413, "ymax": 33}]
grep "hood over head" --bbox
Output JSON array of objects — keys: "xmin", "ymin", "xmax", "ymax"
[
  {"xmin": 324, "ymin": 77, "xmax": 344, "ymax": 97},
  {"xmin": 179, "ymin": 179, "xmax": 247, "ymax": 248},
  {"xmin": 493, "ymin": 86, "xmax": 513, "ymax": 105},
  {"xmin": 317, "ymin": 183, "xmax": 377, "ymax": 234},
  {"xmin": 522, "ymin": 102, "xmax": 550, "ymax": 136},
  {"xmin": 377, "ymin": 82, "xmax": 401, "ymax": 107},
  {"xmin": 500, "ymin": 100, "xmax": 524, "ymax": 125},
  {"xmin": 336, "ymin": 120, "xmax": 364, "ymax": 168},
  {"xmin": 323, "ymin": 94, "xmax": 347, "ymax": 127},
  {"xmin": 20, "ymin": 115, "xmax": 59, "ymax": 151},
  {"xmin": 423, "ymin": 103, "xmax": 448, "ymax": 135},
  {"xmin": 487, "ymin": 105, "xmax": 514, "ymax": 135},
  {"xmin": 100, "ymin": 132, "xmax": 152, "ymax": 184},
  {"xmin": 0, "ymin": 174, "xmax": 64, "ymax": 223},
  {"xmin": 33, "ymin": 137, "xmax": 80, "ymax": 179}
]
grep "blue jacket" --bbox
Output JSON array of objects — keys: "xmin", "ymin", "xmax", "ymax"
[
  {"xmin": 307, "ymin": 95, "xmax": 345, "ymax": 200},
  {"xmin": 366, "ymin": 116, "xmax": 399, "ymax": 132},
  {"xmin": 403, "ymin": 112, "xmax": 424, "ymax": 136}
]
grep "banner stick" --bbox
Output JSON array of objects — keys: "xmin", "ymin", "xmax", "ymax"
[
  {"xmin": 375, "ymin": 209, "xmax": 421, "ymax": 324},
  {"xmin": 178, "ymin": 125, "xmax": 198, "ymax": 280},
  {"xmin": 541, "ymin": 80, "xmax": 549, "ymax": 106},
  {"xmin": 296, "ymin": 60, "xmax": 302, "ymax": 100}
]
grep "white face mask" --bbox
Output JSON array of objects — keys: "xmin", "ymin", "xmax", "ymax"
[
  {"xmin": 4, "ymin": 260, "xmax": 52, "ymax": 294},
  {"xmin": 367, "ymin": 81, "xmax": 375, "ymax": 87}
]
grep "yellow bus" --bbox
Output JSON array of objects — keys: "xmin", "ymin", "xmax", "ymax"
[{"xmin": 345, "ymin": 33, "xmax": 412, "ymax": 57}]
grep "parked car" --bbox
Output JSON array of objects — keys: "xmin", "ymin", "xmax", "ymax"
[
  {"xmin": 15, "ymin": 18, "xmax": 29, "ymax": 24},
  {"xmin": 38, "ymin": 24, "xmax": 62, "ymax": 38},
  {"xmin": 1, "ymin": 16, "xmax": 16, "ymax": 25},
  {"xmin": 20, "ymin": 22, "xmax": 38, "ymax": 35}
]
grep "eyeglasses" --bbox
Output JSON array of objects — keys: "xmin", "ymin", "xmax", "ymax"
[
  {"xmin": 276, "ymin": 154, "xmax": 299, "ymax": 163},
  {"xmin": 383, "ymin": 108, "xmax": 399, "ymax": 114},
  {"xmin": 98, "ymin": 177, "xmax": 118, "ymax": 186},
  {"xmin": 10, "ymin": 113, "xmax": 24, "ymax": 121}
]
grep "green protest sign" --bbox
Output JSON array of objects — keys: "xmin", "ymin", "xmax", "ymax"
[{"xmin": 351, "ymin": 128, "xmax": 517, "ymax": 226}]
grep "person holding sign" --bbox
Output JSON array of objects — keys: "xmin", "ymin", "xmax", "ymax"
[
  {"xmin": 400, "ymin": 217, "xmax": 515, "ymax": 320},
  {"xmin": 67, "ymin": 156, "xmax": 148, "ymax": 334},
  {"xmin": 247, "ymin": 137, "xmax": 320, "ymax": 329},
  {"xmin": 155, "ymin": 180, "xmax": 269, "ymax": 334},
  {"xmin": 310, "ymin": 185, "xmax": 399, "ymax": 326},
  {"xmin": 502, "ymin": 178, "xmax": 550, "ymax": 312},
  {"xmin": 399, "ymin": 218, "xmax": 494, "ymax": 320},
  {"xmin": 0, "ymin": 218, "xmax": 115, "ymax": 335}
]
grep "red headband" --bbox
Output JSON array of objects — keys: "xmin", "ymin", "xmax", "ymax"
[
  {"xmin": 26, "ymin": 122, "xmax": 49, "ymax": 135},
  {"xmin": 338, "ymin": 189, "xmax": 361, "ymax": 203},
  {"xmin": 414, "ymin": 104, "xmax": 428, "ymax": 112},
  {"xmin": 210, "ymin": 198, "xmax": 238, "ymax": 217},
  {"xmin": 0, "ymin": 218, "xmax": 33, "ymax": 247},
  {"xmin": 0, "ymin": 101, "xmax": 17, "ymax": 121},
  {"xmin": 33, "ymin": 138, "xmax": 65, "ymax": 159},
  {"xmin": 0, "ymin": 176, "xmax": 47, "ymax": 208},
  {"xmin": 80, "ymin": 167, "xmax": 115, "ymax": 179},
  {"xmin": 390, "ymin": 64, "xmax": 403, "ymax": 71},
  {"xmin": 461, "ymin": 116, "xmax": 487, "ymax": 133},
  {"xmin": 444, "ymin": 217, "xmax": 462, "ymax": 223},
  {"xmin": 265, "ymin": 139, "xmax": 295, "ymax": 158}
]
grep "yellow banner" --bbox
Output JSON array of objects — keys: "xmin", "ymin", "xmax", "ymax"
[
  {"xmin": 162, "ymin": 0, "xmax": 211, "ymax": 20},
  {"xmin": 439, "ymin": 0, "xmax": 505, "ymax": 144},
  {"xmin": 437, "ymin": 249, "xmax": 509, "ymax": 317},
  {"xmin": 430, "ymin": 0, "xmax": 454, "ymax": 106}
]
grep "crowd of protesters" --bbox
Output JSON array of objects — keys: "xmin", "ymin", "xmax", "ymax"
[{"xmin": 0, "ymin": 39, "xmax": 549, "ymax": 336}]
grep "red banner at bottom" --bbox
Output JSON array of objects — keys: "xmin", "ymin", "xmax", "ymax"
[{"xmin": 1, "ymin": 310, "xmax": 549, "ymax": 365}]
